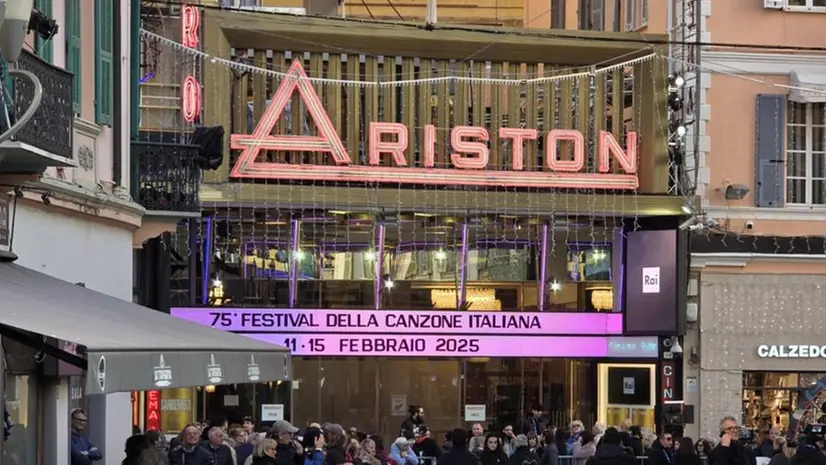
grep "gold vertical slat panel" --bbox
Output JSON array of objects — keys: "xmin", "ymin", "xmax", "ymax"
[
  {"xmin": 436, "ymin": 60, "xmax": 450, "ymax": 168},
  {"xmin": 252, "ymin": 51, "xmax": 267, "ymax": 129},
  {"xmin": 577, "ymin": 72, "xmax": 590, "ymax": 171},
  {"xmin": 365, "ymin": 56, "xmax": 380, "ymax": 165},
  {"xmin": 346, "ymin": 55, "xmax": 362, "ymax": 163},
  {"xmin": 201, "ymin": 14, "xmax": 232, "ymax": 183},
  {"xmin": 310, "ymin": 53, "xmax": 325, "ymax": 165},
  {"xmin": 506, "ymin": 63, "xmax": 519, "ymax": 171},
  {"xmin": 327, "ymin": 54, "xmax": 343, "ymax": 137},
  {"xmin": 402, "ymin": 58, "xmax": 416, "ymax": 165},
  {"xmin": 272, "ymin": 52, "xmax": 287, "ymax": 144},
  {"xmin": 559, "ymin": 77, "xmax": 573, "ymax": 163},
  {"xmin": 455, "ymin": 62, "xmax": 469, "ymax": 128},
  {"xmin": 542, "ymin": 66, "xmax": 556, "ymax": 171},
  {"xmin": 525, "ymin": 63, "xmax": 539, "ymax": 171},
  {"xmin": 381, "ymin": 56, "xmax": 398, "ymax": 167},
  {"xmin": 290, "ymin": 53, "xmax": 305, "ymax": 162},
  {"xmin": 593, "ymin": 72, "xmax": 607, "ymax": 173},
  {"xmin": 633, "ymin": 58, "xmax": 669, "ymax": 193},
  {"xmin": 417, "ymin": 61, "xmax": 433, "ymax": 167},
  {"xmin": 490, "ymin": 62, "xmax": 503, "ymax": 170}
]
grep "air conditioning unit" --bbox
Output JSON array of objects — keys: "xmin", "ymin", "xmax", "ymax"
[{"xmin": 763, "ymin": 0, "xmax": 784, "ymax": 9}]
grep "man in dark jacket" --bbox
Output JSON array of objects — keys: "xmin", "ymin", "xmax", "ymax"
[
  {"xmin": 170, "ymin": 425, "xmax": 215, "ymax": 465},
  {"xmin": 204, "ymin": 427, "xmax": 234, "ymax": 465},
  {"xmin": 438, "ymin": 429, "xmax": 481, "ymax": 465},
  {"xmin": 414, "ymin": 426, "xmax": 443, "ymax": 460},
  {"xmin": 70, "ymin": 409, "xmax": 103, "ymax": 465},
  {"xmin": 520, "ymin": 407, "xmax": 547, "ymax": 436},
  {"xmin": 709, "ymin": 417, "xmax": 756, "ymax": 465},
  {"xmin": 401, "ymin": 406, "xmax": 426, "ymax": 439},
  {"xmin": 792, "ymin": 432, "xmax": 826, "ymax": 465},
  {"xmin": 269, "ymin": 420, "xmax": 304, "ymax": 465},
  {"xmin": 646, "ymin": 432, "xmax": 674, "ymax": 465},
  {"xmin": 586, "ymin": 428, "xmax": 635, "ymax": 465}
]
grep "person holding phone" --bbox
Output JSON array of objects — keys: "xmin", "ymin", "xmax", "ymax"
[{"xmin": 709, "ymin": 416, "xmax": 756, "ymax": 465}]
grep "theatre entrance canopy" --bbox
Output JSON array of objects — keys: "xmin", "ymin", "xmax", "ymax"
[{"xmin": 0, "ymin": 262, "xmax": 291, "ymax": 394}]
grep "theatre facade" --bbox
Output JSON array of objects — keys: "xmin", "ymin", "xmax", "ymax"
[{"xmin": 142, "ymin": 6, "xmax": 689, "ymax": 438}]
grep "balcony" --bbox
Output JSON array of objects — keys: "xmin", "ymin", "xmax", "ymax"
[
  {"xmin": 131, "ymin": 141, "xmax": 201, "ymax": 215},
  {"xmin": 0, "ymin": 51, "xmax": 74, "ymax": 173}
]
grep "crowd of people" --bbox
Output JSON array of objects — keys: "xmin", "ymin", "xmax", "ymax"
[{"xmin": 66, "ymin": 405, "xmax": 826, "ymax": 465}]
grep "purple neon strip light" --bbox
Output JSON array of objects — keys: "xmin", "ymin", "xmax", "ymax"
[
  {"xmin": 538, "ymin": 223, "xmax": 549, "ymax": 312},
  {"xmin": 287, "ymin": 220, "xmax": 301, "ymax": 307},
  {"xmin": 169, "ymin": 308, "xmax": 624, "ymax": 335},
  {"xmin": 247, "ymin": 333, "xmax": 614, "ymax": 357},
  {"xmin": 374, "ymin": 223, "xmax": 385, "ymax": 310},
  {"xmin": 457, "ymin": 223, "xmax": 469, "ymax": 308}
]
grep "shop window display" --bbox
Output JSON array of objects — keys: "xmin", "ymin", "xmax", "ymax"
[
  {"xmin": 3, "ymin": 375, "xmax": 37, "ymax": 465},
  {"xmin": 742, "ymin": 372, "xmax": 826, "ymax": 438}
]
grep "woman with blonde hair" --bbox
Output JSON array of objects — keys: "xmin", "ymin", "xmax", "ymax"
[
  {"xmin": 251, "ymin": 438, "xmax": 278, "ymax": 465},
  {"xmin": 357, "ymin": 439, "xmax": 383, "ymax": 465}
]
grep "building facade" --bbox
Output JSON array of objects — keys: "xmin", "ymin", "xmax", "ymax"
[
  {"xmin": 138, "ymin": 4, "xmax": 690, "ymax": 438},
  {"xmin": 679, "ymin": 0, "xmax": 826, "ymax": 442}
]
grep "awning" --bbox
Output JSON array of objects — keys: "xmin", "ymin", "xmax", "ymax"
[
  {"xmin": 789, "ymin": 71, "xmax": 826, "ymax": 103},
  {"xmin": 0, "ymin": 263, "xmax": 291, "ymax": 395}
]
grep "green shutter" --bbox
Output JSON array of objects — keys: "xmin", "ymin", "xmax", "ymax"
[
  {"xmin": 34, "ymin": 0, "xmax": 54, "ymax": 63},
  {"xmin": 95, "ymin": 0, "xmax": 113, "ymax": 125},
  {"xmin": 66, "ymin": 0, "xmax": 81, "ymax": 114}
]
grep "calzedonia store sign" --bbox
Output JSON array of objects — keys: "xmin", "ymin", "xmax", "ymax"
[
  {"xmin": 757, "ymin": 345, "xmax": 826, "ymax": 358},
  {"xmin": 171, "ymin": 308, "xmax": 658, "ymax": 358}
]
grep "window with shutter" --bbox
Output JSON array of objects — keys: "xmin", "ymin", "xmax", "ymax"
[
  {"xmin": 591, "ymin": 0, "xmax": 604, "ymax": 31},
  {"xmin": 95, "ymin": 0, "xmax": 113, "ymax": 125},
  {"xmin": 754, "ymin": 94, "xmax": 787, "ymax": 207},
  {"xmin": 550, "ymin": 0, "xmax": 565, "ymax": 28},
  {"xmin": 624, "ymin": 0, "xmax": 634, "ymax": 31},
  {"xmin": 66, "ymin": 0, "xmax": 82, "ymax": 114},
  {"xmin": 640, "ymin": 0, "xmax": 648, "ymax": 26},
  {"xmin": 34, "ymin": 0, "xmax": 54, "ymax": 63}
]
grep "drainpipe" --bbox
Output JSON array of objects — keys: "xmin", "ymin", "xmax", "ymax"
[{"xmin": 112, "ymin": 0, "xmax": 123, "ymax": 185}]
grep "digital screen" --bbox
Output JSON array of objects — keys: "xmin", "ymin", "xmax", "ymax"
[
  {"xmin": 607, "ymin": 366, "xmax": 652, "ymax": 406},
  {"xmin": 171, "ymin": 308, "xmax": 623, "ymax": 335},
  {"xmin": 172, "ymin": 308, "xmax": 658, "ymax": 358},
  {"xmin": 624, "ymin": 230, "xmax": 678, "ymax": 334}
]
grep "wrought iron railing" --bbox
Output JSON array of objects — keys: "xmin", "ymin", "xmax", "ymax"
[
  {"xmin": 1, "ymin": 51, "xmax": 74, "ymax": 160},
  {"xmin": 131, "ymin": 141, "xmax": 201, "ymax": 213}
]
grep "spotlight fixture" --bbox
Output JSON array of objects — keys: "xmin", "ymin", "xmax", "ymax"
[
  {"xmin": 669, "ymin": 74, "xmax": 685, "ymax": 88},
  {"xmin": 668, "ymin": 121, "xmax": 687, "ymax": 138},
  {"xmin": 668, "ymin": 93, "xmax": 683, "ymax": 112},
  {"xmin": 28, "ymin": 7, "xmax": 58, "ymax": 41},
  {"xmin": 40, "ymin": 191, "xmax": 51, "ymax": 205},
  {"xmin": 13, "ymin": 186, "xmax": 23, "ymax": 198},
  {"xmin": 678, "ymin": 216, "xmax": 698, "ymax": 231},
  {"xmin": 384, "ymin": 278, "xmax": 395, "ymax": 289}
]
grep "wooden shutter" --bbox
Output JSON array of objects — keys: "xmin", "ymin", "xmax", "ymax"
[
  {"xmin": 34, "ymin": 0, "xmax": 54, "ymax": 63},
  {"xmin": 591, "ymin": 0, "xmax": 604, "ymax": 31},
  {"xmin": 754, "ymin": 94, "xmax": 786, "ymax": 207},
  {"xmin": 641, "ymin": 0, "xmax": 649, "ymax": 25},
  {"xmin": 67, "ymin": 0, "xmax": 82, "ymax": 114},
  {"xmin": 624, "ymin": 0, "xmax": 634, "ymax": 31},
  {"xmin": 95, "ymin": 0, "xmax": 114, "ymax": 125}
]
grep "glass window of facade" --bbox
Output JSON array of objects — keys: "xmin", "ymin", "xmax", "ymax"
[
  {"xmin": 4, "ymin": 375, "xmax": 37, "ymax": 465},
  {"xmin": 742, "ymin": 372, "xmax": 826, "ymax": 437}
]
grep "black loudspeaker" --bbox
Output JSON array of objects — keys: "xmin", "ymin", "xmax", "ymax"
[{"xmin": 190, "ymin": 126, "xmax": 225, "ymax": 170}]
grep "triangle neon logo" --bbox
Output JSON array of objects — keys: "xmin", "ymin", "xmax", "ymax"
[{"xmin": 230, "ymin": 60, "xmax": 351, "ymax": 178}]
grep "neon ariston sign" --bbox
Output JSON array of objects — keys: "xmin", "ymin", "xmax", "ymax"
[
  {"xmin": 180, "ymin": 4, "xmax": 201, "ymax": 123},
  {"xmin": 231, "ymin": 61, "xmax": 640, "ymax": 190}
]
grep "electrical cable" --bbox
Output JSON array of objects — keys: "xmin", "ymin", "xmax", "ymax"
[
  {"xmin": 385, "ymin": 0, "xmax": 404, "ymax": 20},
  {"xmin": 0, "ymin": 69, "xmax": 44, "ymax": 145},
  {"xmin": 144, "ymin": 0, "xmax": 826, "ymax": 53}
]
